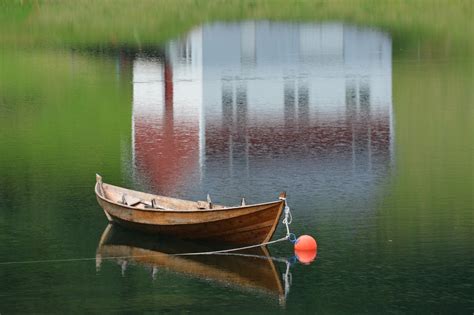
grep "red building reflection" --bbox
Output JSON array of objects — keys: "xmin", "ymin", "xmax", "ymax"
[
  {"xmin": 133, "ymin": 49, "xmax": 201, "ymax": 194},
  {"xmin": 131, "ymin": 23, "xmax": 393, "ymax": 195}
]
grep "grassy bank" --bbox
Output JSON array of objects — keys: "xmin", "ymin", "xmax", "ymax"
[{"xmin": 0, "ymin": 0, "xmax": 472, "ymax": 56}]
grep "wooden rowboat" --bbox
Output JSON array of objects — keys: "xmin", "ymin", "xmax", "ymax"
[
  {"xmin": 95, "ymin": 174, "xmax": 286, "ymax": 245},
  {"xmin": 96, "ymin": 224, "xmax": 287, "ymax": 303}
]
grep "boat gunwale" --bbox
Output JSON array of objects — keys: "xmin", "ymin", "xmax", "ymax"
[{"xmin": 95, "ymin": 182, "xmax": 284, "ymax": 214}]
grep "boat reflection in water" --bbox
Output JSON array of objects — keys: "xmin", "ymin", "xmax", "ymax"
[{"xmin": 96, "ymin": 224, "xmax": 296, "ymax": 305}]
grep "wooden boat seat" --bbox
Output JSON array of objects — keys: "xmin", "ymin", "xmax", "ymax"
[
  {"xmin": 96, "ymin": 175, "xmax": 286, "ymax": 245},
  {"xmin": 196, "ymin": 200, "xmax": 211, "ymax": 210},
  {"xmin": 119, "ymin": 194, "xmax": 142, "ymax": 207},
  {"xmin": 106, "ymin": 185, "xmax": 223, "ymax": 211}
]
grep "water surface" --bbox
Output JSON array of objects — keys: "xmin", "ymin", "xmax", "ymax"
[{"xmin": 0, "ymin": 21, "xmax": 472, "ymax": 313}]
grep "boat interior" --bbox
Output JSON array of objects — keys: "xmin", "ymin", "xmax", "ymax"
[{"xmin": 98, "ymin": 181, "xmax": 227, "ymax": 211}]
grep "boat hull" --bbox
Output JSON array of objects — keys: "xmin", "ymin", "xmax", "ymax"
[{"xmin": 95, "ymin": 183, "xmax": 285, "ymax": 245}]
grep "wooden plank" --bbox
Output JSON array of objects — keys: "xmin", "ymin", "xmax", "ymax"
[{"xmin": 95, "ymin": 177, "xmax": 285, "ymax": 245}]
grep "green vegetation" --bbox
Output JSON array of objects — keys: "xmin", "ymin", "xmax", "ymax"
[
  {"xmin": 0, "ymin": 47, "xmax": 132, "ymax": 212},
  {"xmin": 0, "ymin": 0, "xmax": 472, "ymax": 56},
  {"xmin": 379, "ymin": 58, "xmax": 473, "ymax": 248}
]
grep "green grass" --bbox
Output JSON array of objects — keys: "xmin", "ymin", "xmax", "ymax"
[{"xmin": 0, "ymin": 0, "xmax": 472, "ymax": 56}]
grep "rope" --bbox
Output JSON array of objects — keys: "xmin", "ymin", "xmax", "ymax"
[
  {"xmin": 0, "ymin": 198, "xmax": 295, "ymax": 266},
  {"xmin": 0, "ymin": 256, "xmax": 116, "ymax": 266},
  {"xmin": 0, "ymin": 251, "xmax": 291, "ymax": 266},
  {"xmin": 175, "ymin": 197, "xmax": 294, "ymax": 256},
  {"xmin": 282, "ymin": 199, "xmax": 297, "ymax": 243},
  {"xmin": 175, "ymin": 236, "xmax": 288, "ymax": 256},
  {"xmin": 0, "ymin": 236, "xmax": 289, "ymax": 266},
  {"xmin": 206, "ymin": 252, "xmax": 289, "ymax": 264}
]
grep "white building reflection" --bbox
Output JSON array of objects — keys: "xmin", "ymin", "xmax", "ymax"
[{"xmin": 131, "ymin": 22, "xmax": 393, "ymax": 199}]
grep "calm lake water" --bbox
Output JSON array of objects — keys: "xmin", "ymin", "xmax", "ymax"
[{"xmin": 0, "ymin": 21, "xmax": 472, "ymax": 313}]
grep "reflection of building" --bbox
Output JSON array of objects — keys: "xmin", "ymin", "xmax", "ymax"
[
  {"xmin": 131, "ymin": 22, "xmax": 393, "ymax": 198},
  {"xmin": 132, "ymin": 29, "xmax": 203, "ymax": 193}
]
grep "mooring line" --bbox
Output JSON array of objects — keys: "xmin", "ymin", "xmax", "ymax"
[
  {"xmin": 0, "ymin": 256, "xmax": 108, "ymax": 266},
  {"xmin": 174, "ymin": 236, "xmax": 289, "ymax": 256},
  {"xmin": 0, "ymin": 196, "xmax": 295, "ymax": 267},
  {"xmin": 0, "ymin": 239, "xmax": 290, "ymax": 266}
]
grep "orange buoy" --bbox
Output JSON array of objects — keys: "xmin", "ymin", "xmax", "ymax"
[
  {"xmin": 295, "ymin": 248, "xmax": 317, "ymax": 264},
  {"xmin": 294, "ymin": 235, "xmax": 318, "ymax": 264},
  {"xmin": 294, "ymin": 235, "xmax": 317, "ymax": 251}
]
